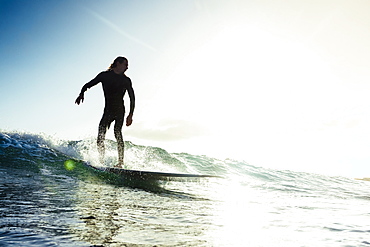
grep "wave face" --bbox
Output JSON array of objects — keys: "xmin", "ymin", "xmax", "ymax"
[{"xmin": 1, "ymin": 131, "xmax": 370, "ymax": 247}]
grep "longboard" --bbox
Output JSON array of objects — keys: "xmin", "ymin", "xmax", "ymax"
[{"xmin": 83, "ymin": 162, "xmax": 220, "ymax": 181}]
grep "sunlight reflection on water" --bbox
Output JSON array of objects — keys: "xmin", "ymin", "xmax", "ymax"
[{"xmin": 72, "ymin": 180, "xmax": 217, "ymax": 246}]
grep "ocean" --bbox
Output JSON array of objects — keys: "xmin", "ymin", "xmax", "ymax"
[{"xmin": 1, "ymin": 131, "xmax": 370, "ymax": 247}]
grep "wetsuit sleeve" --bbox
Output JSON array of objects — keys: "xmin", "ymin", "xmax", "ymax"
[
  {"xmin": 79, "ymin": 72, "xmax": 103, "ymax": 95},
  {"xmin": 127, "ymin": 78, "xmax": 135, "ymax": 116}
]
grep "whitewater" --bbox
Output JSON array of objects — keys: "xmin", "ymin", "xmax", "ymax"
[{"xmin": 1, "ymin": 131, "xmax": 370, "ymax": 246}]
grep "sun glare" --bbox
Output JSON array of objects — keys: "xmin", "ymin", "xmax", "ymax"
[
  {"xmin": 155, "ymin": 21, "xmax": 348, "ymax": 172},
  {"xmin": 166, "ymin": 22, "xmax": 333, "ymax": 124}
]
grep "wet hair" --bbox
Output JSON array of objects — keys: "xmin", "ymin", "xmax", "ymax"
[{"xmin": 108, "ymin": 56, "xmax": 128, "ymax": 70}]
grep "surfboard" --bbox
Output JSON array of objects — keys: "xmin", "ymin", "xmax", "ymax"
[{"xmin": 83, "ymin": 161, "xmax": 220, "ymax": 181}]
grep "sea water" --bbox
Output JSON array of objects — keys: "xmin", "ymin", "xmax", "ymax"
[{"xmin": 1, "ymin": 131, "xmax": 370, "ymax": 246}]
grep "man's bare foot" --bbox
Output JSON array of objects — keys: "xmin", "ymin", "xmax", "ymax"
[{"xmin": 114, "ymin": 163, "xmax": 123, "ymax": 168}]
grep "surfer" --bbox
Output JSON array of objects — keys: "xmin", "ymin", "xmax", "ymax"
[{"xmin": 75, "ymin": 56, "xmax": 135, "ymax": 167}]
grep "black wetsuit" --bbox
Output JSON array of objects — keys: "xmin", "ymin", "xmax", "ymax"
[{"xmin": 80, "ymin": 70, "xmax": 135, "ymax": 128}]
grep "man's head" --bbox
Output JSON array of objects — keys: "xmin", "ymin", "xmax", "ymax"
[{"xmin": 109, "ymin": 56, "xmax": 128, "ymax": 73}]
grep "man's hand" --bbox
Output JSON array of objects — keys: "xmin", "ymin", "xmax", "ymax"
[
  {"xmin": 126, "ymin": 114, "xmax": 133, "ymax": 126},
  {"xmin": 75, "ymin": 94, "xmax": 84, "ymax": 105}
]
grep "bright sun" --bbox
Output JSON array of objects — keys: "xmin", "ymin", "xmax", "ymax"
[{"xmin": 156, "ymin": 22, "xmax": 351, "ymax": 175}]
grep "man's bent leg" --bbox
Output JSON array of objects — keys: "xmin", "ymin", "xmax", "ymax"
[
  {"xmin": 97, "ymin": 118, "xmax": 108, "ymax": 164},
  {"xmin": 114, "ymin": 119, "xmax": 124, "ymax": 167}
]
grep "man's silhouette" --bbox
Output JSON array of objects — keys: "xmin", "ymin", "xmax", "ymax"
[{"xmin": 75, "ymin": 56, "xmax": 135, "ymax": 167}]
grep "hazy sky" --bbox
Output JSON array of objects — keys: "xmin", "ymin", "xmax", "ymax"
[{"xmin": 1, "ymin": 0, "xmax": 370, "ymax": 177}]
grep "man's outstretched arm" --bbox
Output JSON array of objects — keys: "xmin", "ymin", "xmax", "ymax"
[{"xmin": 75, "ymin": 73, "xmax": 102, "ymax": 105}]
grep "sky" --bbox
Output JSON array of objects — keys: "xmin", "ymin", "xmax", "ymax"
[{"xmin": 1, "ymin": 0, "xmax": 370, "ymax": 177}]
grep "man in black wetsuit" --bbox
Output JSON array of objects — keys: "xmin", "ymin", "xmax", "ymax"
[{"xmin": 75, "ymin": 56, "xmax": 135, "ymax": 167}]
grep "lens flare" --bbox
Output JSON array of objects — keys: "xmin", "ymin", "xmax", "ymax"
[{"xmin": 64, "ymin": 159, "xmax": 76, "ymax": 171}]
